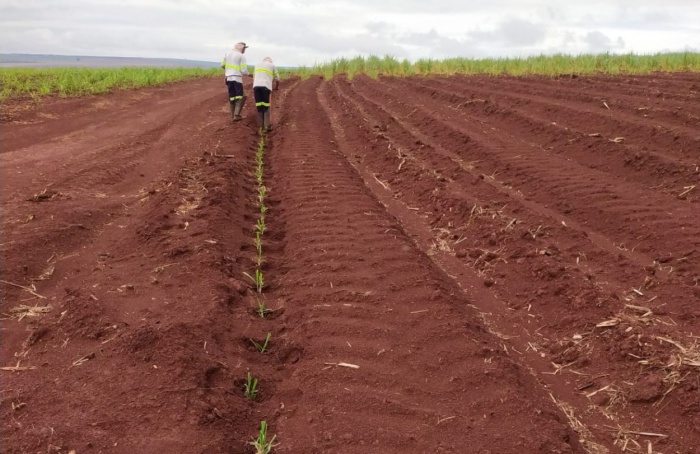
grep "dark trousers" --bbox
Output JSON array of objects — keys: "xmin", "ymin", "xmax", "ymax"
[
  {"xmin": 226, "ymin": 80, "xmax": 244, "ymax": 102},
  {"xmin": 254, "ymin": 86, "xmax": 271, "ymax": 112}
]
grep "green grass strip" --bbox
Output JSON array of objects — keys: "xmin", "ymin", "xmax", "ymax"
[
  {"xmin": 288, "ymin": 52, "xmax": 700, "ymax": 79},
  {"xmin": 0, "ymin": 67, "xmax": 220, "ymax": 100}
]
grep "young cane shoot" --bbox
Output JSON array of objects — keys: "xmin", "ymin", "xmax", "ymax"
[
  {"xmin": 250, "ymin": 332, "xmax": 271, "ymax": 353},
  {"xmin": 255, "ymin": 268, "xmax": 264, "ymax": 293},
  {"xmin": 256, "ymin": 298, "xmax": 268, "ymax": 318},
  {"xmin": 244, "ymin": 372, "xmax": 259, "ymax": 400},
  {"xmin": 258, "ymin": 185, "xmax": 267, "ymax": 205},
  {"xmin": 254, "ymin": 231, "xmax": 262, "ymax": 254},
  {"xmin": 250, "ymin": 421, "xmax": 276, "ymax": 454},
  {"xmin": 256, "ymin": 218, "xmax": 266, "ymax": 235}
]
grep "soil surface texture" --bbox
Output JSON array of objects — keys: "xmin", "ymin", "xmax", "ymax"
[{"xmin": 2, "ymin": 73, "xmax": 699, "ymax": 454}]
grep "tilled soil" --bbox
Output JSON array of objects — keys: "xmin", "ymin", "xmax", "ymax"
[{"xmin": 1, "ymin": 73, "xmax": 699, "ymax": 454}]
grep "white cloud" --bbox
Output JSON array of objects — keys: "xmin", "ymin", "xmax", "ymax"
[
  {"xmin": 467, "ymin": 19, "xmax": 548, "ymax": 48},
  {"xmin": 0, "ymin": 0, "xmax": 698, "ymax": 66},
  {"xmin": 583, "ymin": 31, "xmax": 625, "ymax": 52}
]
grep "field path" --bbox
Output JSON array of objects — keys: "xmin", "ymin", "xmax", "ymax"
[{"xmin": 1, "ymin": 73, "xmax": 699, "ymax": 453}]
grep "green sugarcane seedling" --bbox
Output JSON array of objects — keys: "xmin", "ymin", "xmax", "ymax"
[
  {"xmin": 253, "ymin": 232, "xmax": 263, "ymax": 266},
  {"xmin": 254, "ymin": 231, "xmax": 262, "ymax": 252},
  {"xmin": 250, "ymin": 332, "xmax": 271, "ymax": 353},
  {"xmin": 250, "ymin": 421, "xmax": 276, "ymax": 454},
  {"xmin": 255, "ymin": 268, "xmax": 264, "ymax": 293},
  {"xmin": 256, "ymin": 218, "xmax": 266, "ymax": 235},
  {"xmin": 244, "ymin": 372, "xmax": 259, "ymax": 400},
  {"xmin": 257, "ymin": 298, "xmax": 268, "ymax": 318}
]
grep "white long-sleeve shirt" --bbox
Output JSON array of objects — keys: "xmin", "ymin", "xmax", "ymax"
[
  {"xmin": 253, "ymin": 60, "xmax": 280, "ymax": 90},
  {"xmin": 221, "ymin": 50, "xmax": 248, "ymax": 82}
]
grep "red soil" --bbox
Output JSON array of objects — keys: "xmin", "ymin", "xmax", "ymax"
[{"xmin": 1, "ymin": 72, "xmax": 699, "ymax": 453}]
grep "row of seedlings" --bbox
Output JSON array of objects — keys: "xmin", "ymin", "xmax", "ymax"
[{"xmin": 244, "ymin": 135, "xmax": 277, "ymax": 454}]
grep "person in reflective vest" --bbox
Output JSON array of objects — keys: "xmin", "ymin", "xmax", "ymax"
[
  {"xmin": 221, "ymin": 42, "xmax": 250, "ymax": 121},
  {"xmin": 253, "ymin": 57, "xmax": 280, "ymax": 131}
]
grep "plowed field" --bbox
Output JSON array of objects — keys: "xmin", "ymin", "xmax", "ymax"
[{"xmin": 2, "ymin": 73, "xmax": 699, "ymax": 454}]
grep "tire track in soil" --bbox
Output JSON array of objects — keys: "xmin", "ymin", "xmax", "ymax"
[
  {"xmin": 501, "ymin": 73, "xmax": 700, "ymax": 108},
  {"xmin": 330, "ymin": 74, "xmax": 699, "ymax": 336},
  {"xmin": 530, "ymin": 73, "xmax": 700, "ymax": 106},
  {"xmin": 325, "ymin": 76, "xmax": 700, "ymax": 452},
  {"xmin": 264, "ymin": 76, "xmax": 585, "ymax": 453},
  {"xmin": 391, "ymin": 76, "xmax": 700, "ymax": 194},
  {"xmin": 345, "ymin": 76, "xmax": 700, "ymax": 281},
  {"xmin": 507, "ymin": 75, "xmax": 700, "ymax": 114},
  {"xmin": 337, "ymin": 75, "xmax": 699, "ymax": 291},
  {"xmin": 427, "ymin": 75, "xmax": 700, "ymax": 163},
  {"xmin": 480, "ymin": 74, "xmax": 700, "ymax": 128}
]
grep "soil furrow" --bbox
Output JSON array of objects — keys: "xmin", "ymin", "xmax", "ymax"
[
  {"xmin": 342, "ymin": 77, "xmax": 700, "ymax": 280},
  {"xmin": 0, "ymin": 81, "xmax": 229, "ymax": 291},
  {"xmin": 508, "ymin": 73, "xmax": 700, "ymax": 106},
  {"xmin": 265, "ymin": 76, "xmax": 585, "ymax": 453},
  {"xmin": 386, "ymin": 76, "xmax": 699, "ymax": 194},
  {"xmin": 399, "ymin": 75, "xmax": 700, "ymax": 163},
  {"xmin": 485, "ymin": 75, "xmax": 700, "ymax": 124},
  {"xmin": 582, "ymin": 72, "xmax": 700, "ymax": 98},
  {"xmin": 322, "ymin": 76, "xmax": 700, "ymax": 452},
  {"xmin": 1, "ymin": 78, "xmax": 224, "ymax": 154},
  {"xmin": 329, "ymin": 76, "xmax": 667, "ymax": 283},
  {"xmin": 1, "ymin": 97, "xmax": 266, "ymax": 452}
]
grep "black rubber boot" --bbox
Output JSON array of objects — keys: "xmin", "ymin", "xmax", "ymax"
[
  {"xmin": 228, "ymin": 101, "xmax": 237, "ymax": 121},
  {"xmin": 232, "ymin": 99, "xmax": 243, "ymax": 121},
  {"xmin": 234, "ymin": 95, "xmax": 247, "ymax": 121},
  {"xmin": 263, "ymin": 110, "xmax": 272, "ymax": 131}
]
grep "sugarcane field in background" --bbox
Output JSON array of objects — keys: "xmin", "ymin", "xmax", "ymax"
[
  {"xmin": 0, "ymin": 67, "xmax": 221, "ymax": 100},
  {"xmin": 293, "ymin": 51, "xmax": 700, "ymax": 78},
  {"xmin": 2, "ymin": 51, "xmax": 699, "ymax": 101}
]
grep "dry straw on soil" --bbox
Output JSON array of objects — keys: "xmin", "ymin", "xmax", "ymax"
[{"xmin": 5, "ymin": 304, "xmax": 52, "ymax": 321}]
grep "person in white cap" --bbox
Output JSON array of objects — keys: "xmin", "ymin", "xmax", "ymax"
[
  {"xmin": 253, "ymin": 56, "xmax": 280, "ymax": 132},
  {"xmin": 221, "ymin": 42, "xmax": 250, "ymax": 121}
]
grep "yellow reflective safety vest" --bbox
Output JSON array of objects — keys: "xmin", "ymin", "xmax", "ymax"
[
  {"xmin": 221, "ymin": 50, "xmax": 248, "ymax": 82},
  {"xmin": 253, "ymin": 60, "xmax": 280, "ymax": 90}
]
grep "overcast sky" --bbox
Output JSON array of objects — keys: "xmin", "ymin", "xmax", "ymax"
[{"xmin": 1, "ymin": 0, "xmax": 698, "ymax": 66}]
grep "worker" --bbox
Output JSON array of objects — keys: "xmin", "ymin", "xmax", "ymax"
[
  {"xmin": 252, "ymin": 57, "xmax": 280, "ymax": 132},
  {"xmin": 221, "ymin": 42, "xmax": 250, "ymax": 121}
]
